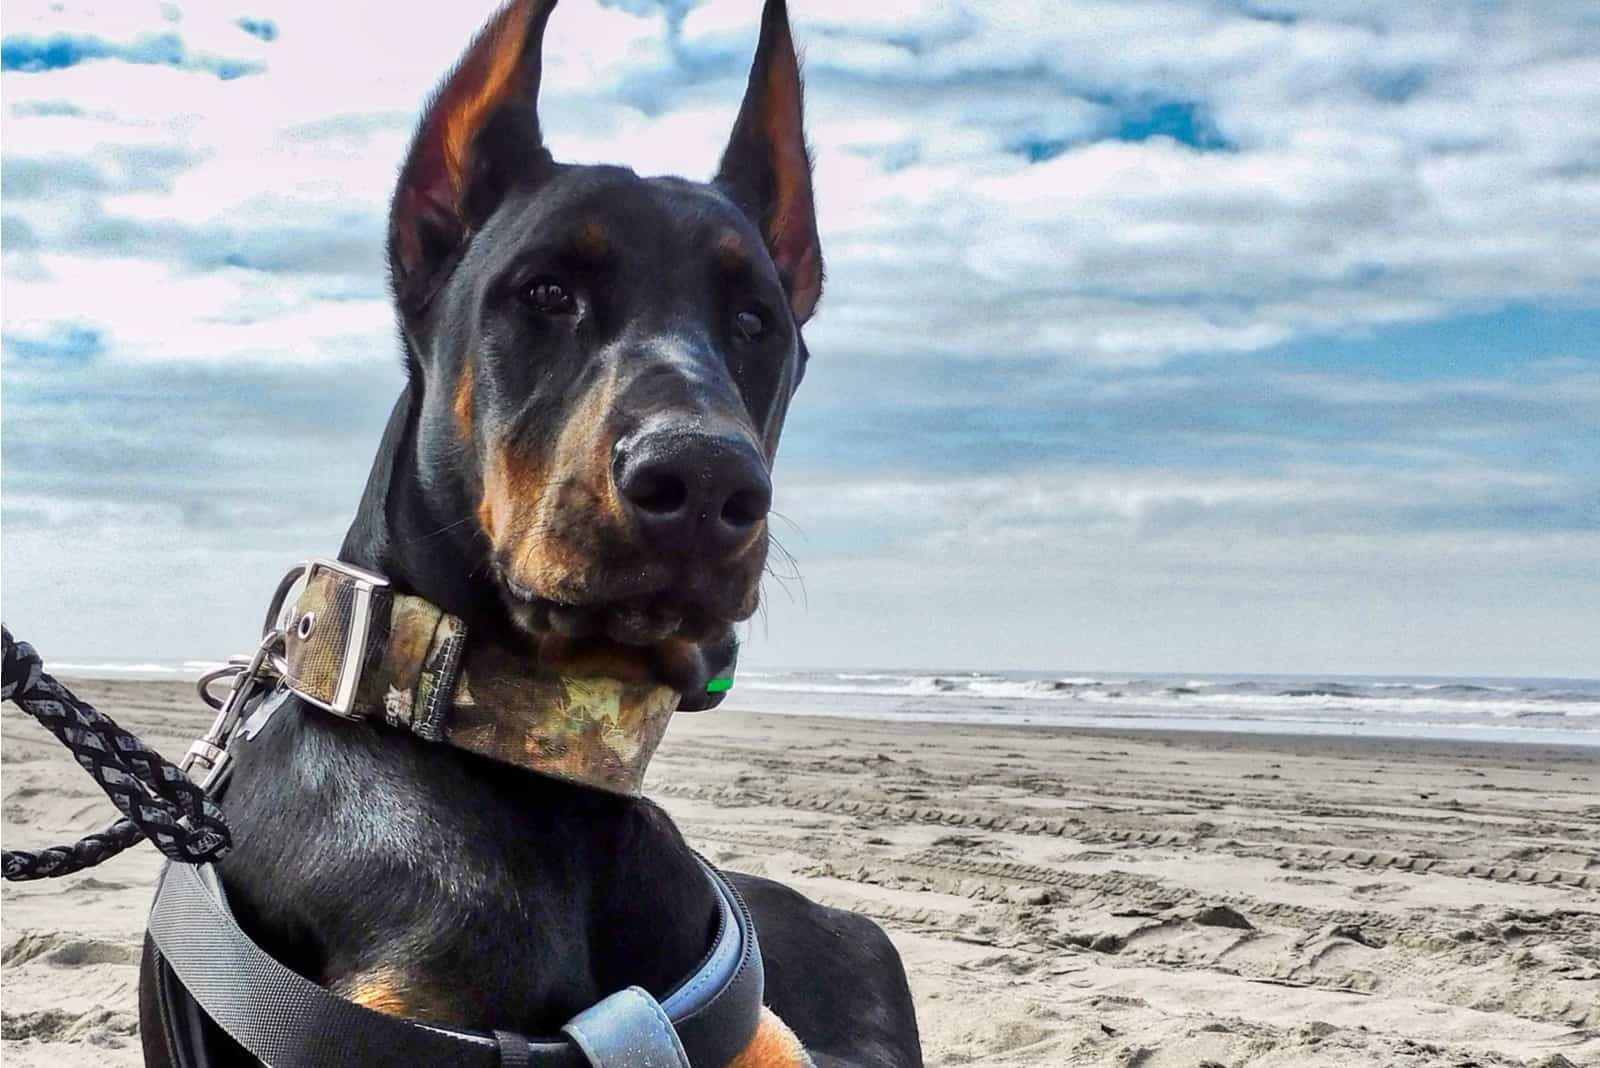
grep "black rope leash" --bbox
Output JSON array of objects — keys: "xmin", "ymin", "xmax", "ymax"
[{"xmin": 1, "ymin": 626, "xmax": 232, "ymax": 881}]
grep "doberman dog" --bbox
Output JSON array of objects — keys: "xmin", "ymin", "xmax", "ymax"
[{"xmin": 137, "ymin": 0, "xmax": 921, "ymax": 1065}]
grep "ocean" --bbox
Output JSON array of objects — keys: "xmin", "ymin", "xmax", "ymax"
[
  {"xmin": 46, "ymin": 660, "xmax": 1600, "ymax": 747},
  {"xmin": 732, "ymin": 669, "xmax": 1600, "ymax": 747}
]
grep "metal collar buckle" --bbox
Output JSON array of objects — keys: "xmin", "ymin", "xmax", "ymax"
[{"xmin": 286, "ymin": 559, "xmax": 389, "ymax": 720}]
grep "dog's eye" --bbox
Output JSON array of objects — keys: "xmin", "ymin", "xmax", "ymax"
[
  {"xmin": 525, "ymin": 279, "xmax": 575, "ymax": 315},
  {"xmin": 734, "ymin": 309, "xmax": 766, "ymax": 341}
]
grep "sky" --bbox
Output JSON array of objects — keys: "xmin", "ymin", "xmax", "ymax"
[{"xmin": 1, "ymin": 0, "xmax": 1597, "ymax": 679}]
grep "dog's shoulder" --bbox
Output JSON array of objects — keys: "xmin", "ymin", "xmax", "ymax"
[{"xmin": 732, "ymin": 873, "xmax": 923, "ymax": 1068}]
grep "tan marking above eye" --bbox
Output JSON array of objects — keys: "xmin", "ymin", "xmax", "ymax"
[
  {"xmin": 573, "ymin": 219, "xmax": 611, "ymax": 261},
  {"xmin": 716, "ymin": 227, "xmax": 752, "ymax": 271}
]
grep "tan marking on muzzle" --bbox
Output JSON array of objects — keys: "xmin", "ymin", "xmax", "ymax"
[
  {"xmin": 727, "ymin": 1008, "xmax": 816, "ymax": 1068},
  {"xmin": 477, "ymin": 438, "xmax": 546, "ymax": 547},
  {"xmin": 480, "ymin": 374, "xmax": 626, "ymax": 598}
]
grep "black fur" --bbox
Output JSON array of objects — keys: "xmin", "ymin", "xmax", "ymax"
[{"xmin": 139, "ymin": 1, "xmax": 920, "ymax": 1064}]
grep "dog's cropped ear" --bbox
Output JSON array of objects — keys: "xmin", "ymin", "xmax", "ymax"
[
  {"xmin": 389, "ymin": 0, "xmax": 557, "ymax": 314},
  {"xmin": 716, "ymin": 0, "xmax": 823, "ymax": 325}
]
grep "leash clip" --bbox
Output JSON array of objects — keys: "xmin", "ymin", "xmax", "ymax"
[{"xmin": 186, "ymin": 629, "xmax": 285, "ymax": 792}]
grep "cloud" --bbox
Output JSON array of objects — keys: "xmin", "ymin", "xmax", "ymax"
[
  {"xmin": 5, "ymin": 0, "xmax": 1597, "ymax": 368},
  {"xmin": 2, "ymin": 143, "xmax": 201, "ymax": 198},
  {"xmin": 2, "ymin": 355, "xmax": 402, "ymax": 521}
]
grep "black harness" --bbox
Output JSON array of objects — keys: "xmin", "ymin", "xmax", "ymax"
[{"xmin": 145, "ymin": 855, "xmax": 765, "ymax": 1068}]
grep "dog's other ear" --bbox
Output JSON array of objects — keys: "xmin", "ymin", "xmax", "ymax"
[
  {"xmin": 716, "ymin": 0, "xmax": 823, "ymax": 325},
  {"xmin": 389, "ymin": 0, "xmax": 557, "ymax": 313}
]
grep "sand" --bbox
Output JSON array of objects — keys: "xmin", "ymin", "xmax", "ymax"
[{"xmin": 3, "ymin": 678, "xmax": 1597, "ymax": 1066}]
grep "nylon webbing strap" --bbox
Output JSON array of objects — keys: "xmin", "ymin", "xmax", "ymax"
[
  {"xmin": 660, "ymin": 861, "xmax": 765, "ymax": 1068},
  {"xmin": 147, "ymin": 862, "xmax": 580, "ymax": 1068}
]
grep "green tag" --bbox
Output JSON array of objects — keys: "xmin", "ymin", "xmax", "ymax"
[{"xmin": 706, "ymin": 677, "xmax": 733, "ymax": 693}]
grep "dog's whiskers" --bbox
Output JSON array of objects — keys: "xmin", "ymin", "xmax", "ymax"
[
  {"xmin": 768, "ymin": 509, "xmax": 808, "ymax": 542},
  {"xmin": 402, "ymin": 514, "xmax": 477, "ymax": 544}
]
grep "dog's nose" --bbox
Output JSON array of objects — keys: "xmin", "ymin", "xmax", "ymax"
[{"xmin": 613, "ymin": 427, "xmax": 772, "ymax": 554}]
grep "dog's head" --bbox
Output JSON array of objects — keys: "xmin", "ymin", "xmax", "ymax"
[{"xmin": 388, "ymin": 0, "xmax": 820, "ymax": 707}]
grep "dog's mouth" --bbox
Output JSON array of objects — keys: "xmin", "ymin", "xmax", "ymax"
[{"xmin": 494, "ymin": 570, "xmax": 737, "ymax": 704}]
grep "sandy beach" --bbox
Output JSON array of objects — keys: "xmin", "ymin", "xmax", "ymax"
[{"xmin": 3, "ymin": 678, "xmax": 1597, "ymax": 1067}]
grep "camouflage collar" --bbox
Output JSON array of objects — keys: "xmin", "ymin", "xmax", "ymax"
[{"xmin": 276, "ymin": 560, "xmax": 680, "ymax": 796}]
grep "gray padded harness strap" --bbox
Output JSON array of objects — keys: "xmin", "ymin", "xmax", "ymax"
[{"xmin": 563, "ymin": 987, "xmax": 691, "ymax": 1068}]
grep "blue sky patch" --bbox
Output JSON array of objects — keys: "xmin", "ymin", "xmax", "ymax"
[
  {"xmin": 1111, "ymin": 99, "xmax": 1233, "ymax": 150},
  {"xmin": 1009, "ymin": 135, "xmax": 1073, "ymax": 163},
  {"xmin": 1359, "ymin": 65, "xmax": 1428, "ymax": 104},
  {"xmin": 1008, "ymin": 98, "xmax": 1233, "ymax": 162},
  {"xmin": 236, "ymin": 18, "xmax": 279, "ymax": 43},
  {"xmin": 1256, "ymin": 303, "xmax": 1600, "ymax": 382},
  {"xmin": 2, "ymin": 323, "xmax": 104, "ymax": 362},
  {"xmin": 1, "ymin": 32, "xmax": 263, "ymax": 80}
]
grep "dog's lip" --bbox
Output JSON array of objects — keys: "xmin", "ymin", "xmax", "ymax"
[
  {"xmin": 500, "ymin": 582, "xmax": 687, "ymax": 645},
  {"xmin": 496, "ymin": 567, "xmax": 722, "ymax": 636},
  {"xmin": 495, "ymin": 572, "xmax": 721, "ymax": 684},
  {"xmin": 500, "ymin": 574, "xmax": 546, "ymax": 605}
]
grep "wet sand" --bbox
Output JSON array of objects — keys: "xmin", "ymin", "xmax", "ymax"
[{"xmin": 4, "ymin": 679, "xmax": 1597, "ymax": 1066}]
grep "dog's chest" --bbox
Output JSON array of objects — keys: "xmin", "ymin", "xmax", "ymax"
[{"xmin": 220, "ymin": 707, "xmax": 621, "ymax": 1029}]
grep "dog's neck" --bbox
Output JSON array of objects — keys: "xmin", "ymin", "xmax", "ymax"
[
  {"xmin": 281, "ymin": 381, "xmax": 721, "ymax": 1015},
  {"xmin": 339, "ymin": 383, "xmax": 507, "ymax": 638}
]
